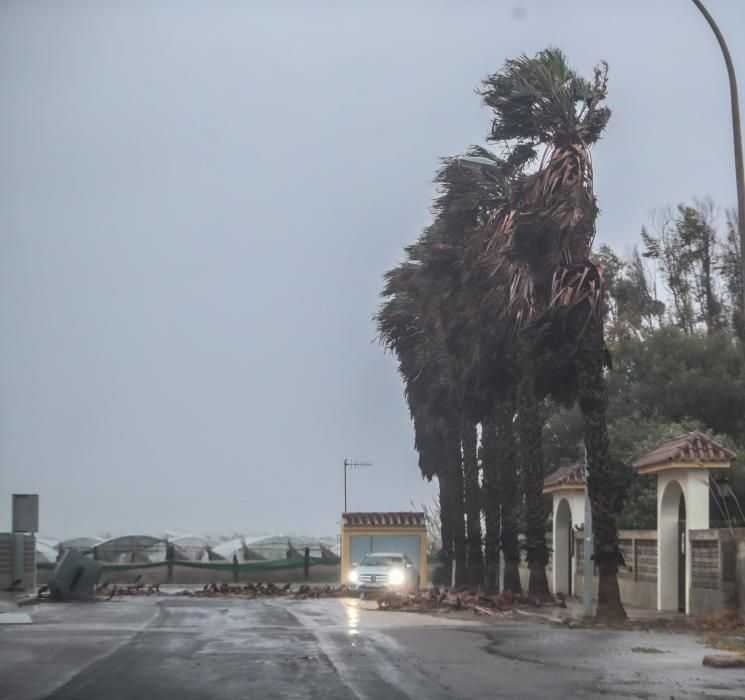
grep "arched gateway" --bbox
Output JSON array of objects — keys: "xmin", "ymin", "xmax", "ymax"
[
  {"xmin": 543, "ymin": 433, "xmax": 735, "ymax": 615},
  {"xmin": 632, "ymin": 432, "xmax": 735, "ymax": 614},
  {"xmin": 543, "ymin": 463, "xmax": 585, "ymax": 597}
]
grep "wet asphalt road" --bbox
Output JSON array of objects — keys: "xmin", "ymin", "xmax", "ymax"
[{"xmin": 1, "ymin": 595, "xmax": 743, "ymax": 699}]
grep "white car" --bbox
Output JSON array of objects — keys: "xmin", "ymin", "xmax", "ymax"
[{"xmin": 347, "ymin": 552, "xmax": 419, "ymax": 593}]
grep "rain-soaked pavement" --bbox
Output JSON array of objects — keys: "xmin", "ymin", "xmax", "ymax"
[{"xmin": 1, "ymin": 595, "xmax": 743, "ymax": 699}]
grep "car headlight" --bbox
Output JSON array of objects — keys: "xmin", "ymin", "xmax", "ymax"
[
  {"xmin": 348, "ymin": 570, "xmax": 358, "ymax": 584},
  {"xmin": 389, "ymin": 569, "xmax": 405, "ymax": 585}
]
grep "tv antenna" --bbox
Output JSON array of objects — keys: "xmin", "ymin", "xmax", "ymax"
[{"xmin": 343, "ymin": 459, "xmax": 372, "ymax": 512}]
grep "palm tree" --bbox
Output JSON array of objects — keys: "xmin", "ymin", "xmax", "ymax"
[
  {"xmin": 480, "ymin": 49, "xmax": 626, "ymax": 618},
  {"xmin": 428, "ymin": 142, "xmax": 555, "ymax": 599},
  {"xmin": 467, "ymin": 162, "xmax": 553, "ymax": 597},
  {"xmin": 423, "ymin": 150, "xmax": 528, "ymax": 591},
  {"xmin": 466, "ymin": 265, "xmax": 523, "ymax": 594},
  {"xmin": 405, "ymin": 228, "xmax": 470, "ymax": 583},
  {"xmin": 377, "ymin": 258, "xmax": 468, "ymax": 583},
  {"xmin": 429, "ymin": 151, "xmax": 528, "ymax": 589},
  {"xmin": 376, "ymin": 266, "xmax": 439, "ymax": 526},
  {"xmin": 429, "ymin": 153, "xmax": 511, "ymax": 588},
  {"xmin": 378, "ymin": 148, "xmax": 522, "ymax": 589}
]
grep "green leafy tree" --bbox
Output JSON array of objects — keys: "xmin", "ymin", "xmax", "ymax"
[
  {"xmin": 596, "ymin": 244, "xmax": 665, "ymax": 342},
  {"xmin": 544, "ymin": 319, "xmax": 745, "ymax": 531},
  {"xmin": 642, "ymin": 201, "xmax": 726, "ymax": 334},
  {"xmin": 610, "ymin": 327, "xmax": 745, "ymax": 444}
]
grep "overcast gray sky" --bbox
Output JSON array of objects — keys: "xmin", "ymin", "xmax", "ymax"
[{"xmin": 1, "ymin": 0, "xmax": 743, "ymax": 540}]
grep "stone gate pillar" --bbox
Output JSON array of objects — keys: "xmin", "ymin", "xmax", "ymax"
[
  {"xmin": 631, "ymin": 432, "xmax": 735, "ymax": 613},
  {"xmin": 543, "ymin": 463, "xmax": 586, "ymax": 596}
]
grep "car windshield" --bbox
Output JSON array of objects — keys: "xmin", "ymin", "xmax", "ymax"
[{"xmin": 360, "ymin": 555, "xmax": 402, "ymax": 567}]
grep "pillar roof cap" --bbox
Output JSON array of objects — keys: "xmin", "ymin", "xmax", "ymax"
[
  {"xmin": 543, "ymin": 462, "xmax": 585, "ymax": 494},
  {"xmin": 341, "ymin": 512, "xmax": 426, "ymax": 528},
  {"xmin": 632, "ymin": 431, "xmax": 736, "ymax": 474}
]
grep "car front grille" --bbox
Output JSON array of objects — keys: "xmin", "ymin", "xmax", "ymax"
[{"xmin": 358, "ymin": 573, "xmax": 388, "ymax": 584}]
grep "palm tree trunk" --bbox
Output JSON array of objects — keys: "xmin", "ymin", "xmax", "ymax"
[
  {"xmin": 437, "ymin": 470, "xmax": 453, "ymax": 574},
  {"xmin": 447, "ymin": 423, "xmax": 468, "ymax": 585},
  {"xmin": 480, "ymin": 414, "xmax": 500, "ymax": 593},
  {"xmin": 462, "ymin": 421, "xmax": 484, "ymax": 587},
  {"xmin": 577, "ymin": 316, "xmax": 627, "ymax": 620},
  {"xmin": 517, "ymin": 373, "xmax": 551, "ymax": 600},
  {"xmin": 494, "ymin": 399, "xmax": 523, "ymax": 594}
]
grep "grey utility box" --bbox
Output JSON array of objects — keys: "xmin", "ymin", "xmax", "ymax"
[
  {"xmin": 12, "ymin": 494, "xmax": 39, "ymax": 533},
  {"xmin": 49, "ymin": 549, "xmax": 103, "ymax": 600}
]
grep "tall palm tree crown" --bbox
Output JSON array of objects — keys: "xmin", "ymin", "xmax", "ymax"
[{"xmin": 480, "ymin": 48, "xmax": 610, "ymax": 327}]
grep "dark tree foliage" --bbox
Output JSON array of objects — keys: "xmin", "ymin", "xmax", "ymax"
[
  {"xmin": 641, "ymin": 201, "xmax": 742, "ymax": 337},
  {"xmin": 545, "ymin": 224, "xmax": 745, "ymax": 531}
]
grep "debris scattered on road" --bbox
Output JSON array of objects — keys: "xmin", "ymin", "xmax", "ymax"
[
  {"xmin": 373, "ymin": 587, "xmax": 563, "ymax": 617},
  {"xmin": 28, "ymin": 581, "xmax": 357, "ymax": 603},
  {"xmin": 99, "ymin": 581, "xmax": 161, "ymax": 598},
  {"xmin": 93, "ymin": 581, "xmax": 565, "ymax": 616},
  {"xmin": 99, "ymin": 581, "xmax": 353, "ymax": 600},
  {"xmin": 696, "ymin": 611, "xmax": 745, "ymax": 634}
]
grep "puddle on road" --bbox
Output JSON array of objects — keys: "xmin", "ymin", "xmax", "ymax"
[{"xmin": 345, "ymin": 600, "xmax": 360, "ymax": 637}]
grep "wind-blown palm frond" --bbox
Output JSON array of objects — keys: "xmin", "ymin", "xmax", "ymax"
[
  {"xmin": 479, "ymin": 49, "xmax": 611, "ymax": 337},
  {"xmin": 480, "ymin": 48, "xmax": 610, "ymax": 148}
]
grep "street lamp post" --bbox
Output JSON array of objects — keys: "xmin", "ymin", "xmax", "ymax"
[{"xmin": 691, "ymin": 0, "xmax": 745, "ymax": 310}]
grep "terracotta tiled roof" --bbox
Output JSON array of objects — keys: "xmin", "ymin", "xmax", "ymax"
[
  {"xmin": 632, "ymin": 432, "xmax": 736, "ymax": 470},
  {"xmin": 342, "ymin": 512, "xmax": 425, "ymax": 528},
  {"xmin": 543, "ymin": 463, "xmax": 585, "ymax": 490}
]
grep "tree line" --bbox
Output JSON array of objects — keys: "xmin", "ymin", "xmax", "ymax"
[{"xmin": 599, "ymin": 200, "xmax": 743, "ymax": 342}]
